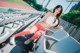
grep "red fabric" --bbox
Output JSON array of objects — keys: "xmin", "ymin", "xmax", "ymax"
[
  {"xmin": 14, "ymin": 30, "xmax": 31, "ymax": 38},
  {"xmin": 30, "ymin": 30, "xmax": 45, "ymax": 40},
  {"xmin": 35, "ymin": 24, "xmax": 45, "ymax": 31},
  {"xmin": 14, "ymin": 24, "xmax": 45, "ymax": 40},
  {"xmin": 30, "ymin": 24, "xmax": 45, "ymax": 40}
]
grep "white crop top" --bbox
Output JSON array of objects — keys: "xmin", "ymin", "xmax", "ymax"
[{"xmin": 45, "ymin": 16, "xmax": 58, "ymax": 26}]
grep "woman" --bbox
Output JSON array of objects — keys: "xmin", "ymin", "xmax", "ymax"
[{"xmin": 10, "ymin": 5, "xmax": 63, "ymax": 44}]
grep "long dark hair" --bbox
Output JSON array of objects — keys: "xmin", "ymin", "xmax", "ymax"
[{"xmin": 53, "ymin": 5, "xmax": 63, "ymax": 19}]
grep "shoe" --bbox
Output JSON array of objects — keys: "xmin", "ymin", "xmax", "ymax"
[
  {"xmin": 24, "ymin": 39, "xmax": 31, "ymax": 45},
  {"xmin": 9, "ymin": 36, "xmax": 15, "ymax": 45}
]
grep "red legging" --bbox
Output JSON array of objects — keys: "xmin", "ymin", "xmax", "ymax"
[{"xmin": 14, "ymin": 24, "xmax": 45, "ymax": 40}]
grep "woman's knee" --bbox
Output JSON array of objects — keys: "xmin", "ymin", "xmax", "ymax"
[{"xmin": 30, "ymin": 30, "xmax": 45, "ymax": 40}]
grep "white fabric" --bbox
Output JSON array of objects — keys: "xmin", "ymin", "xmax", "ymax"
[{"xmin": 45, "ymin": 16, "xmax": 58, "ymax": 26}]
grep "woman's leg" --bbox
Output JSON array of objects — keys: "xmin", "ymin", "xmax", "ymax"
[
  {"xmin": 24, "ymin": 30, "xmax": 45, "ymax": 45},
  {"xmin": 14, "ymin": 25, "xmax": 38, "ymax": 38},
  {"xmin": 30, "ymin": 30, "xmax": 45, "ymax": 40},
  {"xmin": 24, "ymin": 24, "xmax": 45, "ymax": 45},
  {"xmin": 10, "ymin": 25, "xmax": 38, "ymax": 45}
]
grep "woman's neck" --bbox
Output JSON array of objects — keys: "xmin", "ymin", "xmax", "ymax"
[{"xmin": 53, "ymin": 13, "xmax": 57, "ymax": 17}]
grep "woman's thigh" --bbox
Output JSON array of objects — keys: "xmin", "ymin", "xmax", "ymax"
[{"xmin": 29, "ymin": 25, "xmax": 38, "ymax": 33}]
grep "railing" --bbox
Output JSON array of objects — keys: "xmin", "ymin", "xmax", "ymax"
[{"xmin": 0, "ymin": 10, "xmax": 45, "ymax": 44}]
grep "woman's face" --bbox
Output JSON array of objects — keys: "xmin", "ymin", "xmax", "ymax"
[{"xmin": 54, "ymin": 7, "xmax": 61, "ymax": 15}]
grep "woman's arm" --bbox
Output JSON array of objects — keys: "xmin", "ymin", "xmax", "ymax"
[
  {"xmin": 38, "ymin": 12, "xmax": 51, "ymax": 23},
  {"xmin": 51, "ymin": 25, "xmax": 63, "ymax": 29}
]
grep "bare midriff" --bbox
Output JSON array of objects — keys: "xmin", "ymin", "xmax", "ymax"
[{"xmin": 39, "ymin": 22, "xmax": 51, "ymax": 29}]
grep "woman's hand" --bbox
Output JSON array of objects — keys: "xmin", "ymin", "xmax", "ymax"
[{"xmin": 52, "ymin": 25, "xmax": 63, "ymax": 29}]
